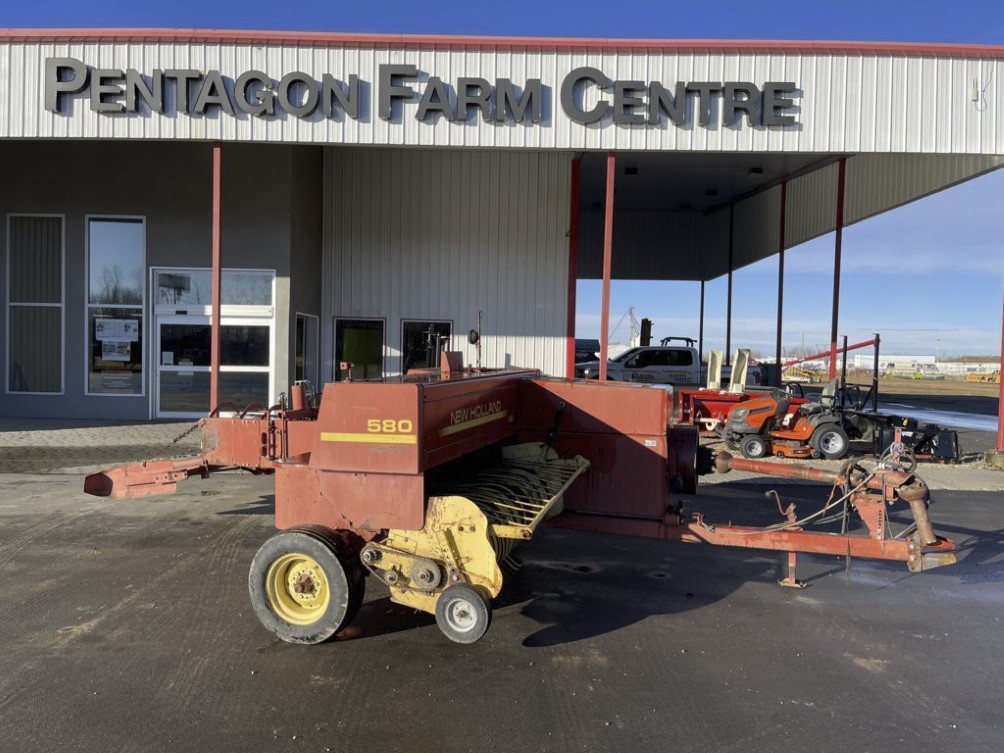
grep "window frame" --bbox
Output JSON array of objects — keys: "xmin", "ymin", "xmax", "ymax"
[
  {"xmin": 333, "ymin": 317, "xmax": 386, "ymax": 381},
  {"xmin": 84, "ymin": 215, "xmax": 146, "ymax": 398},
  {"xmin": 295, "ymin": 312, "xmax": 320, "ymax": 387},
  {"xmin": 150, "ymin": 266, "xmax": 276, "ymax": 419},
  {"xmin": 152, "ymin": 267, "xmax": 276, "ymax": 314},
  {"xmin": 5, "ymin": 213, "xmax": 66, "ymax": 396},
  {"xmin": 400, "ymin": 318, "xmax": 453, "ymax": 373}
]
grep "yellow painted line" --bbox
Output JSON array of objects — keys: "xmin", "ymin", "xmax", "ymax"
[
  {"xmin": 439, "ymin": 410, "xmax": 508, "ymax": 437},
  {"xmin": 320, "ymin": 432, "xmax": 417, "ymax": 445}
]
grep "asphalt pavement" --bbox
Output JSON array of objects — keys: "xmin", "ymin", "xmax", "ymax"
[
  {"xmin": 0, "ymin": 470, "xmax": 1002, "ymax": 753},
  {"xmin": 0, "ymin": 401, "xmax": 1001, "ymax": 753}
]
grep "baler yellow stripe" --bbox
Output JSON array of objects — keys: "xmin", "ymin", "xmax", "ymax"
[
  {"xmin": 320, "ymin": 432, "xmax": 417, "ymax": 444},
  {"xmin": 439, "ymin": 410, "xmax": 508, "ymax": 437}
]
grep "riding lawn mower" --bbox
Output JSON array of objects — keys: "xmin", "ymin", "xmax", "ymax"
[{"xmin": 718, "ymin": 387, "xmax": 851, "ymax": 460}]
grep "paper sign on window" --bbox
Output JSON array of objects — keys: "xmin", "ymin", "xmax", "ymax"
[{"xmin": 95, "ymin": 319, "xmax": 139, "ymax": 342}]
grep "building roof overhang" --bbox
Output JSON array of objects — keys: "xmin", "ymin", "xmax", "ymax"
[{"xmin": 0, "ymin": 28, "xmax": 1002, "ymax": 58}]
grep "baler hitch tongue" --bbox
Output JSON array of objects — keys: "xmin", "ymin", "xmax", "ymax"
[{"xmin": 83, "ymin": 458, "xmax": 210, "ymax": 499}]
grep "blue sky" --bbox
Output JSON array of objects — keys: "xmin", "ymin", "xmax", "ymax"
[{"xmin": 7, "ymin": 1, "xmax": 1003, "ymax": 357}]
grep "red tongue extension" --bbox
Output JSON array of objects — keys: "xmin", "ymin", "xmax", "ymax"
[{"xmin": 83, "ymin": 458, "xmax": 209, "ymax": 499}]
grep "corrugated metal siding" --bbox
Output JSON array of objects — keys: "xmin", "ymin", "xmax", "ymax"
[
  {"xmin": 321, "ymin": 147, "xmax": 572, "ymax": 377},
  {"xmin": 9, "ymin": 307, "xmax": 61, "ymax": 392},
  {"xmin": 845, "ymin": 153, "xmax": 1004, "ymax": 225},
  {"xmin": 2, "ymin": 42, "xmax": 1001, "ymax": 154},
  {"xmin": 577, "ymin": 210, "xmax": 703, "ymax": 280},
  {"xmin": 731, "ymin": 186, "xmax": 782, "ymax": 270},
  {"xmin": 8, "ymin": 216, "xmax": 61, "ymax": 303},
  {"xmin": 6, "ymin": 215, "xmax": 63, "ymax": 393},
  {"xmin": 784, "ymin": 162, "xmax": 840, "ymax": 248}
]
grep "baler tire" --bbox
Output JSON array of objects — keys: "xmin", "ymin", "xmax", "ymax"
[
  {"xmin": 810, "ymin": 424, "xmax": 850, "ymax": 460},
  {"xmin": 739, "ymin": 434, "xmax": 768, "ymax": 459},
  {"xmin": 248, "ymin": 527, "xmax": 363, "ymax": 645},
  {"xmin": 435, "ymin": 584, "xmax": 492, "ymax": 644}
]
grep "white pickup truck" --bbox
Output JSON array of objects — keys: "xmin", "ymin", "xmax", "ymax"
[{"xmin": 574, "ymin": 338, "xmax": 763, "ymax": 388}]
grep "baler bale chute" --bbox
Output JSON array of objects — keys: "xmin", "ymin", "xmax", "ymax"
[{"xmin": 84, "ymin": 359, "xmax": 957, "ymax": 645}]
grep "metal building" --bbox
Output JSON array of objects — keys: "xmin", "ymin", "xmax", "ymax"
[{"xmin": 0, "ymin": 30, "xmax": 1001, "ymax": 423}]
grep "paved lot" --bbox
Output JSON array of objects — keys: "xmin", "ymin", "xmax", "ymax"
[
  {"xmin": 0, "ymin": 418, "xmax": 202, "ymax": 474},
  {"xmin": 1, "ymin": 469, "xmax": 1002, "ymax": 753}
]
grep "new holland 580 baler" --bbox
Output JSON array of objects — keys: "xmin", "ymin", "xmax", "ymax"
[{"xmin": 84, "ymin": 361, "xmax": 956, "ymax": 645}]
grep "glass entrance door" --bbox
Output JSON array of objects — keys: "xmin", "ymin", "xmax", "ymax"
[
  {"xmin": 152, "ymin": 268, "xmax": 275, "ymax": 419},
  {"xmin": 156, "ymin": 315, "xmax": 274, "ymax": 417},
  {"xmin": 157, "ymin": 315, "xmax": 211, "ymax": 415}
]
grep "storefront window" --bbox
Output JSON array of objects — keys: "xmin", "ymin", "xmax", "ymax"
[
  {"xmin": 155, "ymin": 270, "xmax": 273, "ymax": 307},
  {"xmin": 87, "ymin": 218, "xmax": 144, "ymax": 395},
  {"xmin": 334, "ymin": 319, "xmax": 384, "ymax": 381},
  {"xmin": 402, "ymin": 321, "xmax": 452, "ymax": 373}
]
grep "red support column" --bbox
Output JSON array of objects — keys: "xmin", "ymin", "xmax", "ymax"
[
  {"xmin": 566, "ymin": 158, "xmax": 581, "ymax": 378},
  {"xmin": 698, "ymin": 280, "xmax": 705, "ymax": 367},
  {"xmin": 775, "ymin": 181, "xmax": 788, "ymax": 385},
  {"xmin": 210, "ymin": 143, "xmax": 222, "ymax": 412},
  {"xmin": 598, "ymin": 152, "xmax": 616, "ymax": 381},
  {"xmin": 997, "ymin": 290, "xmax": 1004, "ymax": 452},
  {"xmin": 725, "ymin": 205, "xmax": 734, "ymax": 366},
  {"xmin": 829, "ymin": 158, "xmax": 847, "ymax": 380}
]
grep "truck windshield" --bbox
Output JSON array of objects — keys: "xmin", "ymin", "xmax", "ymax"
[{"xmin": 610, "ymin": 349, "xmax": 639, "ymax": 363}]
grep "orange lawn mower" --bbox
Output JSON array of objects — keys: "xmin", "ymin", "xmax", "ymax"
[{"xmin": 717, "ymin": 389, "xmax": 851, "ymax": 460}]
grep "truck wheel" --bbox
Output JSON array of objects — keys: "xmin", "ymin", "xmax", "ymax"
[
  {"xmin": 435, "ymin": 583, "xmax": 492, "ymax": 644},
  {"xmin": 810, "ymin": 424, "xmax": 849, "ymax": 460},
  {"xmin": 249, "ymin": 526, "xmax": 363, "ymax": 645},
  {"xmin": 739, "ymin": 434, "xmax": 768, "ymax": 459}
]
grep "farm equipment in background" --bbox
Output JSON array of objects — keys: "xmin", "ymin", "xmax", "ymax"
[
  {"xmin": 965, "ymin": 370, "xmax": 1001, "ymax": 384},
  {"xmin": 782, "ymin": 366, "xmax": 823, "ymax": 383},
  {"xmin": 702, "ymin": 334, "xmax": 961, "ymax": 464},
  {"xmin": 717, "ymin": 382, "xmax": 852, "ymax": 460},
  {"xmin": 84, "ymin": 355, "xmax": 956, "ymax": 645}
]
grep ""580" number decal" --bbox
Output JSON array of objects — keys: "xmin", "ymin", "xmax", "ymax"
[{"xmin": 366, "ymin": 419, "xmax": 414, "ymax": 434}]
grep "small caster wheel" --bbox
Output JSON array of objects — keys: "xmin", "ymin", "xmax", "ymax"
[{"xmin": 435, "ymin": 583, "xmax": 492, "ymax": 644}]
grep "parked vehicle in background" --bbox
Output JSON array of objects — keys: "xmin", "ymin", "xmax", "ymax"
[{"xmin": 575, "ymin": 337, "xmax": 763, "ymax": 387}]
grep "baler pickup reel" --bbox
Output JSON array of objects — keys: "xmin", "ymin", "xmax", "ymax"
[{"xmin": 359, "ymin": 443, "xmax": 590, "ymax": 642}]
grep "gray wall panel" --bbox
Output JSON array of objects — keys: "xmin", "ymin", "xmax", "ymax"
[
  {"xmin": 845, "ymin": 154, "xmax": 1004, "ymax": 225},
  {"xmin": 577, "ymin": 210, "xmax": 704, "ymax": 281},
  {"xmin": 732, "ymin": 186, "xmax": 782, "ymax": 270},
  {"xmin": 288, "ymin": 147, "xmax": 324, "ymax": 386},
  {"xmin": 0, "ymin": 141, "xmax": 308, "ymax": 419},
  {"xmin": 785, "ymin": 162, "xmax": 840, "ymax": 249},
  {"xmin": 322, "ymin": 147, "xmax": 573, "ymax": 378}
]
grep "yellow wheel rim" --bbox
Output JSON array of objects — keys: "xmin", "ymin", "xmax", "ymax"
[{"xmin": 265, "ymin": 552, "xmax": 331, "ymax": 626}]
